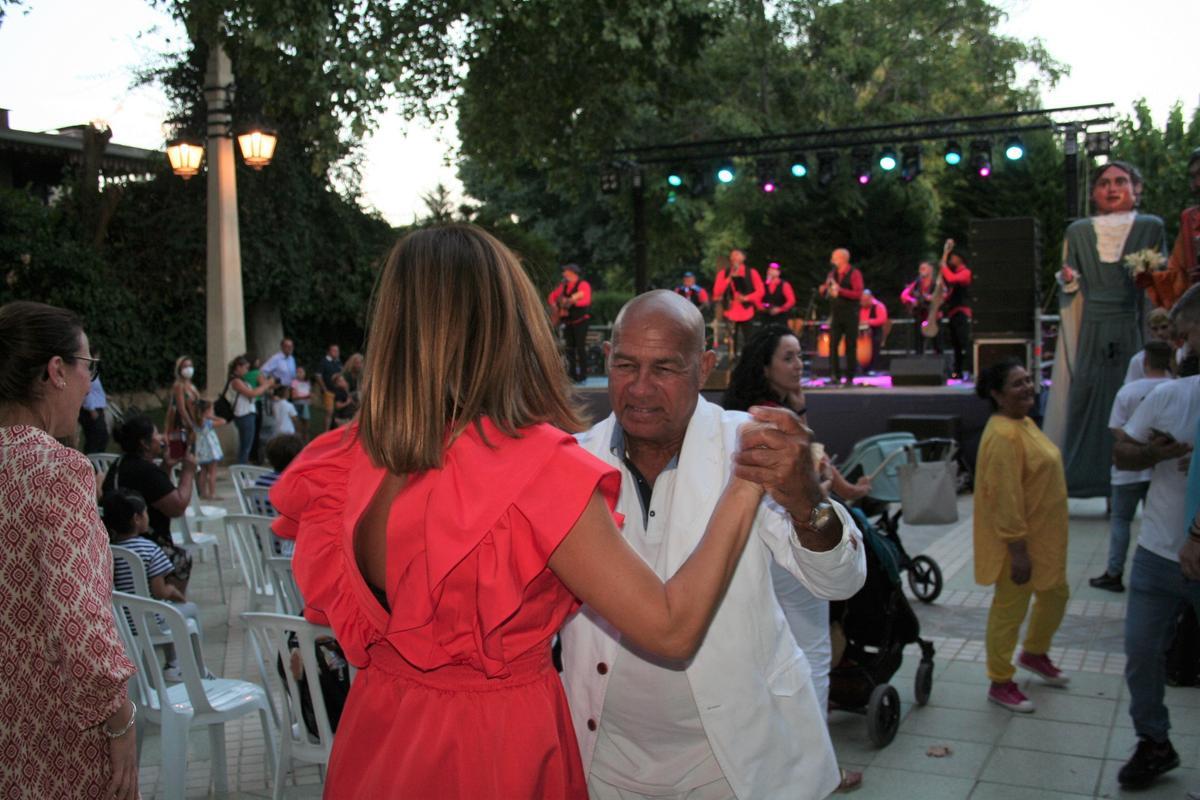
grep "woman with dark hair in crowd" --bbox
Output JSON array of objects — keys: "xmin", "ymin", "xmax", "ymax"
[
  {"xmin": 270, "ymin": 224, "xmax": 768, "ymax": 798},
  {"xmin": 974, "ymin": 359, "xmax": 1070, "ymax": 714},
  {"xmin": 102, "ymin": 414, "xmax": 195, "ymax": 591},
  {"xmin": 722, "ymin": 324, "xmax": 867, "ymax": 792},
  {"xmin": 0, "ymin": 300, "xmax": 138, "ymax": 799},
  {"xmin": 224, "ymin": 354, "xmax": 275, "ymax": 464}
]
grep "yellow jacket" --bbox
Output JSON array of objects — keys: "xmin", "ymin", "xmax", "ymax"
[{"xmin": 973, "ymin": 414, "xmax": 1069, "ymax": 590}]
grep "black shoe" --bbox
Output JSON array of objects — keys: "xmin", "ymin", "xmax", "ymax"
[
  {"xmin": 1088, "ymin": 572, "xmax": 1125, "ymax": 592},
  {"xmin": 1118, "ymin": 739, "xmax": 1180, "ymax": 788}
]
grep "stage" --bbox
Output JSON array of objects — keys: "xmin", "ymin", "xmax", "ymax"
[{"xmin": 572, "ymin": 373, "xmax": 993, "ymax": 471}]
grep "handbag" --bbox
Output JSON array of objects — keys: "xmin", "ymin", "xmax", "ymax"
[
  {"xmin": 214, "ymin": 380, "xmax": 235, "ymax": 422},
  {"xmin": 898, "ymin": 448, "xmax": 959, "ymax": 525}
]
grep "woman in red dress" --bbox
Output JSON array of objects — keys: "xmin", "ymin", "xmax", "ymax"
[
  {"xmin": 0, "ymin": 301, "xmax": 138, "ymax": 799},
  {"xmin": 271, "ymin": 225, "xmax": 768, "ymax": 799}
]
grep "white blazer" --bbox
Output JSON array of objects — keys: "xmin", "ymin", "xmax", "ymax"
[{"xmin": 561, "ymin": 397, "xmax": 867, "ymax": 799}]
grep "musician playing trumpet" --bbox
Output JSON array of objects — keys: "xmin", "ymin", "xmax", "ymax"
[
  {"xmin": 712, "ymin": 249, "xmax": 764, "ymax": 356},
  {"xmin": 818, "ymin": 248, "xmax": 864, "ymax": 386}
]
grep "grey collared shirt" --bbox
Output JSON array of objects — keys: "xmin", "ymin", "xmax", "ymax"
[{"xmin": 609, "ymin": 423, "xmax": 679, "ymax": 527}]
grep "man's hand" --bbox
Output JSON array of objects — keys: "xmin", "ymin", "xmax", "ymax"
[
  {"xmin": 1148, "ymin": 431, "xmax": 1192, "ymax": 465},
  {"xmin": 1181, "ymin": 538, "xmax": 1200, "ymax": 582},
  {"xmin": 1060, "ymin": 265, "xmax": 1076, "ymax": 284},
  {"xmin": 733, "ymin": 405, "xmax": 824, "ymax": 520},
  {"xmin": 1009, "ymin": 546, "xmax": 1032, "ymax": 585}
]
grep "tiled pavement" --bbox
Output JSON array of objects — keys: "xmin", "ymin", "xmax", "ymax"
[{"xmin": 135, "ymin": 478, "xmax": 1200, "ymax": 799}]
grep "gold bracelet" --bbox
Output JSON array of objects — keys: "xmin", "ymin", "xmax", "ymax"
[{"xmin": 104, "ymin": 701, "xmax": 136, "ymax": 739}]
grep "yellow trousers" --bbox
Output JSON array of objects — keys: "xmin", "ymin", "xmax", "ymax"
[{"xmin": 985, "ymin": 562, "xmax": 1069, "ymax": 683}]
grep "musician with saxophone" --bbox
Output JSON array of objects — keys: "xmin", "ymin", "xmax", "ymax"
[
  {"xmin": 939, "ymin": 240, "xmax": 973, "ymax": 379},
  {"xmin": 818, "ymin": 248, "xmax": 864, "ymax": 386},
  {"xmin": 900, "ymin": 260, "xmax": 941, "ymax": 354},
  {"xmin": 547, "ymin": 263, "xmax": 593, "ymax": 383}
]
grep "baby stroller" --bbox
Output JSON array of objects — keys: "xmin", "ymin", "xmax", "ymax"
[
  {"xmin": 828, "ymin": 507, "xmax": 936, "ymax": 747},
  {"xmin": 838, "ymin": 432, "xmax": 956, "ymax": 604}
]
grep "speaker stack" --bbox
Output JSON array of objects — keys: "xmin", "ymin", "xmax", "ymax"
[{"xmin": 968, "ymin": 217, "xmax": 1042, "ymax": 375}]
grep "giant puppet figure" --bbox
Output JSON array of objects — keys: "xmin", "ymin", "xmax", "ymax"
[{"xmin": 1045, "ymin": 162, "xmax": 1167, "ymax": 497}]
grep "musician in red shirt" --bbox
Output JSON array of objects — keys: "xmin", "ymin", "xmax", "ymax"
[
  {"xmin": 940, "ymin": 246, "xmax": 973, "ymax": 379},
  {"xmin": 712, "ymin": 249, "xmax": 764, "ymax": 356},
  {"xmin": 674, "ymin": 271, "xmax": 711, "ymax": 310},
  {"xmin": 547, "ymin": 264, "xmax": 592, "ymax": 383},
  {"xmin": 858, "ymin": 290, "xmax": 889, "ymax": 374},
  {"xmin": 818, "ymin": 248, "xmax": 864, "ymax": 385},
  {"xmin": 900, "ymin": 261, "xmax": 942, "ymax": 355},
  {"xmin": 758, "ymin": 262, "xmax": 796, "ymax": 318}
]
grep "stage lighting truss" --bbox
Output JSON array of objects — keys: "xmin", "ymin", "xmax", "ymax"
[
  {"xmin": 851, "ymin": 148, "xmax": 872, "ymax": 185},
  {"xmin": 900, "ymin": 145, "xmax": 923, "ymax": 182},
  {"xmin": 789, "ymin": 153, "xmax": 809, "ymax": 178},
  {"xmin": 970, "ymin": 140, "xmax": 992, "ymax": 178},
  {"xmin": 878, "ymin": 147, "xmax": 898, "ymax": 172},
  {"xmin": 944, "ymin": 140, "xmax": 963, "ymax": 166},
  {"xmin": 1085, "ymin": 130, "xmax": 1113, "ymax": 157},
  {"xmin": 1004, "ymin": 136, "xmax": 1025, "ymax": 161},
  {"xmin": 817, "ymin": 151, "xmax": 838, "ymax": 187}
]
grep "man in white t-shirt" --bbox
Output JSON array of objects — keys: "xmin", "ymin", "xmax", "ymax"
[
  {"xmin": 1091, "ymin": 341, "xmax": 1174, "ymax": 592},
  {"xmin": 1124, "ymin": 308, "xmax": 1174, "ymax": 383},
  {"xmin": 269, "ymin": 386, "xmax": 298, "ymax": 437},
  {"xmin": 1112, "ymin": 285, "xmax": 1200, "ymax": 789}
]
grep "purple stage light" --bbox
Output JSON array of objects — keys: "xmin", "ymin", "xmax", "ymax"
[
  {"xmin": 978, "ymin": 166, "xmax": 991, "ymax": 178},
  {"xmin": 857, "ymin": 174, "xmax": 870, "ymax": 185},
  {"xmin": 763, "ymin": 181, "xmax": 776, "ymax": 193}
]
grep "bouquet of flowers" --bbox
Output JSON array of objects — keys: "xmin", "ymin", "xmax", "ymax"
[{"xmin": 1124, "ymin": 248, "xmax": 1167, "ymax": 277}]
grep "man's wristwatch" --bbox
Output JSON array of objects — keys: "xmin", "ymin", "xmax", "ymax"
[{"xmin": 794, "ymin": 500, "xmax": 838, "ymax": 535}]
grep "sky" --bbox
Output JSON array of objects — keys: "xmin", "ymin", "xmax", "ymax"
[{"xmin": 0, "ymin": 0, "xmax": 1196, "ymax": 226}]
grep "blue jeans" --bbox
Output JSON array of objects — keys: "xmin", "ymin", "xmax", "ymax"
[
  {"xmin": 1124, "ymin": 546, "xmax": 1200, "ymax": 742},
  {"xmin": 234, "ymin": 414, "xmax": 256, "ymax": 464},
  {"xmin": 1107, "ymin": 481, "xmax": 1149, "ymax": 576}
]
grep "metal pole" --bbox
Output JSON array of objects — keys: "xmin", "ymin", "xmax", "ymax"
[
  {"xmin": 1063, "ymin": 124, "xmax": 1079, "ymax": 220},
  {"xmin": 632, "ymin": 169, "xmax": 647, "ymax": 294},
  {"xmin": 203, "ymin": 43, "xmax": 247, "ymax": 397}
]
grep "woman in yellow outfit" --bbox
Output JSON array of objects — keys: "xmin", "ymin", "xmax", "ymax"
[{"xmin": 974, "ymin": 359, "xmax": 1070, "ymax": 712}]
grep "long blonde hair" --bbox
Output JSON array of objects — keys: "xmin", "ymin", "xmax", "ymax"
[{"xmin": 358, "ymin": 224, "xmax": 584, "ymax": 474}]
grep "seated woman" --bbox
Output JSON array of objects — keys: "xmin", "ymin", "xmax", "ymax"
[{"xmin": 102, "ymin": 415, "xmax": 195, "ymax": 592}]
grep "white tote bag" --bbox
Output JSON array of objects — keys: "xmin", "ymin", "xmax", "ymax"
[{"xmin": 898, "ymin": 456, "xmax": 959, "ymax": 525}]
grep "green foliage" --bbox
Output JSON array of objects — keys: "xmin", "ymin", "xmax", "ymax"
[
  {"xmin": 1111, "ymin": 100, "xmax": 1200, "ymax": 243},
  {"xmin": 590, "ymin": 290, "xmax": 636, "ymax": 326}
]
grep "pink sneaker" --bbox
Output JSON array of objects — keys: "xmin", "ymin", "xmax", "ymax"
[
  {"xmin": 1018, "ymin": 651, "xmax": 1070, "ymax": 686},
  {"xmin": 988, "ymin": 681, "xmax": 1035, "ymax": 712}
]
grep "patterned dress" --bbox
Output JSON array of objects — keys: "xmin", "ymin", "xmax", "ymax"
[{"xmin": 0, "ymin": 425, "xmax": 136, "ymax": 798}]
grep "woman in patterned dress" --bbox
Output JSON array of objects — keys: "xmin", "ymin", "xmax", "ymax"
[{"xmin": 0, "ymin": 301, "xmax": 138, "ymax": 799}]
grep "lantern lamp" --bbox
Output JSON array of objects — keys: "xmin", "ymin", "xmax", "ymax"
[
  {"xmin": 165, "ymin": 138, "xmax": 205, "ymax": 180},
  {"xmin": 237, "ymin": 127, "xmax": 278, "ymax": 170}
]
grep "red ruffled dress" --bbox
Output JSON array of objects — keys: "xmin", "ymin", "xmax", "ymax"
[{"xmin": 270, "ymin": 420, "xmax": 619, "ymax": 799}]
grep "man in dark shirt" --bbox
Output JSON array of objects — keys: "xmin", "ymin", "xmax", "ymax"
[
  {"xmin": 317, "ymin": 343, "xmax": 343, "ymax": 431},
  {"xmin": 818, "ymin": 248, "xmax": 864, "ymax": 386}
]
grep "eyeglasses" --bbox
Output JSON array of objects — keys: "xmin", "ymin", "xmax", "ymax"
[{"xmin": 70, "ymin": 354, "xmax": 101, "ymax": 379}]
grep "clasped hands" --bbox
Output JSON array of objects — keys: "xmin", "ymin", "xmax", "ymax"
[{"xmin": 732, "ymin": 405, "xmax": 825, "ymax": 526}]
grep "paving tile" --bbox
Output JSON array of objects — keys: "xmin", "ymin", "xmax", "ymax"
[
  {"xmin": 1020, "ymin": 687, "xmax": 1119, "ymax": 726},
  {"xmin": 939, "ymin": 660, "xmax": 994, "ymax": 685},
  {"xmin": 980, "ymin": 747, "xmax": 1103, "ymax": 795},
  {"xmin": 922, "ymin": 678, "xmax": 999, "ymax": 712},
  {"xmin": 1106, "ymin": 727, "xmax": 1200, "ymax": 769},
  {"xmin": 1095, "ymin": 759, "xmax": 1197, "ymax": 799},
  {"xmin": 853, "ymin": 765, "xmax": 975, "ymax": 800},
  {"xmin": 999, "ymin": 717, "xmax": 1111, "ymax": 758},
  {"xmin": 968, "ymin": 783, "xmax": 1092, "ymax": 800},
  {"xmin": 868, "ymin": 733, "xmax": 992, "ymax": 779},
  {"xmin": 900, "ymin": 705, "xmax": 1012, "ymax": 744}
]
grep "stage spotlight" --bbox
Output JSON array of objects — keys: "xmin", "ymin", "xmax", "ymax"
[
  {"xmin": 878, "ymin": 147, "xmax": 898, "ymax": 172},
  {"xmin": 666, "ymin": 167, "xmax": 684, "ymax": 188},
  {"xmin": 817, "ymin": 151, "xmax": 837, "ymax": 187},
  {"xmin": 900, "ymin": 144, "xmax": 923, "ymax": 182},
  {"xmin": 1004, "ymin": 137, "xmax": 1025, "ymax": 161},
  {"xmin": 1085, "ymin": 130, "xmax": 1113, "ymax": 157},
  {"xmin": 666, "ymin": 190, "xmax": 678, "ymax": 204},
  {"xmin": 944, "ymin": 141, "xmax": 963, "ymax": 166},
  {"xmin": 600, "ymin": 164, "xmax": 621, "ymax": 194},
  {"xmin": 790, "ymin": 154, "xmax": 809, "ymax": 178},
  {"xmin": 757, "ymin": 159, "xmax": 779, "ymax": 193},
  {"xmin": 716, "ymin": 160, "xmax": 736, "ymax": 184},
  {"xmin": 971, "ymin": 140, "xmax": 992, "ymax": 178},
  {"xmin": 852, "ymin": 148, "xmax": 872, "ymax": 185}
]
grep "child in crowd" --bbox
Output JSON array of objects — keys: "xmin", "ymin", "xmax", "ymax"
[
  {"xmin": 103, "ymin": 488, "xmax": 204, "ymax": 681},
  {"xmin": 291, "ymin": 366, "xmax": 312, "ymax": 439},
  {"xmin": 270, "ymin": 385, "xmax": 299, "ymax": 437},
  {"xmin": 194, "ymin": 399, "xmax": 225, "ymax": 500},
  {"xmin": 255, "ymin": 434, "xmax": 306, "ymax": 555},
  {"xmin": 332, "ymin": 372, "xmax": 356, "ymax": 427}
]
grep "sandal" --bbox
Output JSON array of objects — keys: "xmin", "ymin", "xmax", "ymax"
[{"xmin": 837, "ymin": 768, "xmax": 863, "ymax": 793}]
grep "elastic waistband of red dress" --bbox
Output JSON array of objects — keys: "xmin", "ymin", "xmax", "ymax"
[{"xmin": 367, "ymin": 643, "xmax": 556, "ymax": 692}]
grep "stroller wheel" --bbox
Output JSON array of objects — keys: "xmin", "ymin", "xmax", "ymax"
[
  {"xmin": 914, "ymin": 661, "xmax": 934, "ymax": 706},
  {"xmin": 866, "ymin": 684, "xmax": 901, "ymax": 747},
  {"xmin": 907, "ymin": 555, "xmax": 943, "ymax": 603}
]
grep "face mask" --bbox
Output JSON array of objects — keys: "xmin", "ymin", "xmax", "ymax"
[{"xmin": 181, "ymin": 366, "xmax": 195, "ymax": 379}]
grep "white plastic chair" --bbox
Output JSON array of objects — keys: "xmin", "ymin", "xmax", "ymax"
[
  {"xmin": 110, "ymin": 545, "xmax": 202, "ymax": 643},
  {"xmin": 242, "ymin": 484, "xmax": 278, "ymax": 518},
  {"xmin": 111, "ymin": 591, "xmax": 275, "ymax": 798},
  {"xmin": 226, "ymin": 514, "xmax": 279, "ymax": 612},
  {"xmin": 231, "ymin": 465, "xmax": 273, "ymax": 512},
  {"xmin": 169, "ymin": 463, "xmax": 227, "ymax": 603},
  {"xmin": 87, "ymin": 452, "xmax": 120, "ymax": 474},
  {"xmin": 242, "ymin": 612, "xmax": 351, "ymax": 798},
  {"xmin": 265, "ymin": 557, "xmax": 304, "ymax": 616}
]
